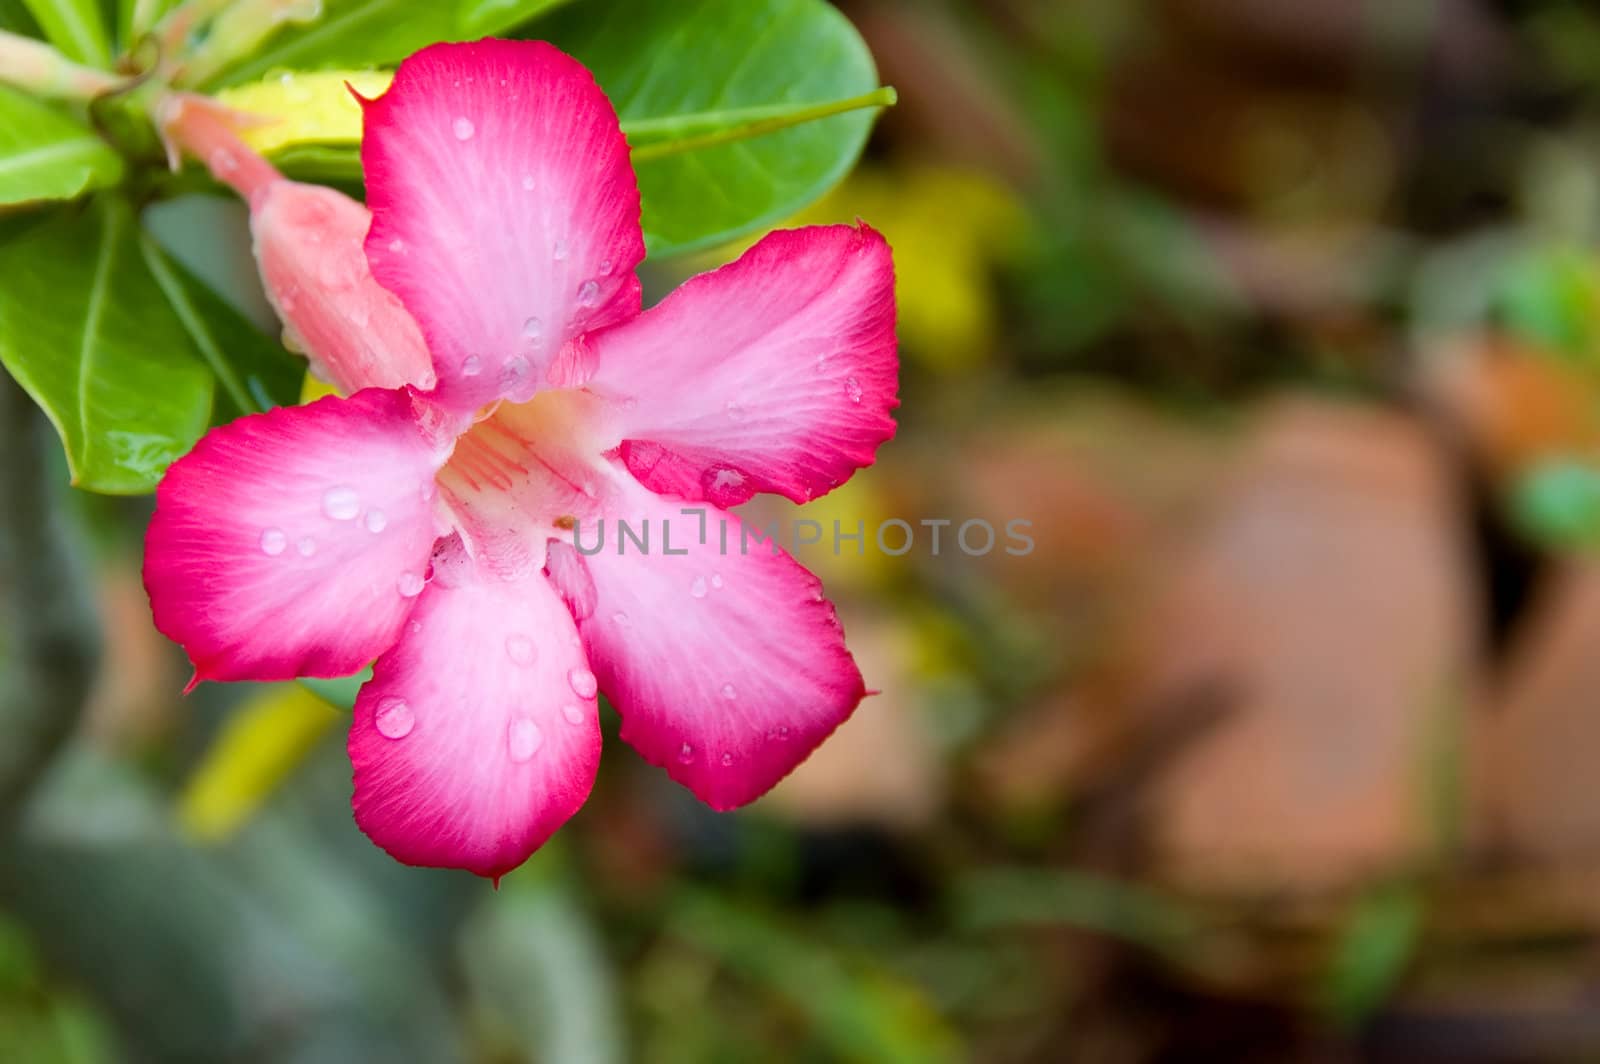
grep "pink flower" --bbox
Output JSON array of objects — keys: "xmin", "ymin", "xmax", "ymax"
[{"xmin": 143, "ymin": 40, "xmax": 898, "ymax": 878}]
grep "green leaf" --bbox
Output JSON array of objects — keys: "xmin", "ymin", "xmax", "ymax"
[
  {"xmin": 299, "ymin": 667, "xmax": 371, "ymax": 711},
  {"xmin": 209, "ymin": 0, "xmax": 570, "ymax": 88},
  {"xmin": 138, "ymin": 233, "xmax": 304, "ymax": 418},
  {"xmin": 1317, "ymin": 886, "xmax": 1423, "ymax": 1026},
  {"xmin": 0, "ymin": 199, "xmax": 213, "ymax": 493},
  {"xmin": 543, "ymin": 0, "xmax": 885, "ymax": 257},
  {"xmin": 0, "ymin": 85, "xmax": 123, "ymax": 205},
  {"xmin": 20, "ymin": 0, "xmax": 110, "ymax": 66},
  {"xmin": 1511, "ymin": 456, "xmax": 1600, "ymax": 549}
]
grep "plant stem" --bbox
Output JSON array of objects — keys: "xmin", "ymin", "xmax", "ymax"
[
  {"xmin": 0, "ymin": 30, "xmax": 120, "ymax": 99},
  {"xmin": 628, "ymin": 86, "xmax": 897, "ymax": 163}
]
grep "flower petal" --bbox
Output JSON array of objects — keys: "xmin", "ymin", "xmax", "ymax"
[
  {"xmin": 586, "ymin": 224, "xmax": 898, "ymax": 507},
  {"xmin": 546, "ymin": 474, "xmax": 866, "ymax": 810},
  {"xmin": 350, "ymin": 541, "xmax": 601, "ymax": 878},
  {"xmin": 143, "ymin": 389, "xmax": 451, "ymax": 684},
  {"xmin": 361, "ymin": 39, "xmax": 644, "ymax": 409}
]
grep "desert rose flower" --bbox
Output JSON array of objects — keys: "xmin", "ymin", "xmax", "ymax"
[{"xmin": 145, "ymin": 39, "xmax": 898, "ymax": 879}]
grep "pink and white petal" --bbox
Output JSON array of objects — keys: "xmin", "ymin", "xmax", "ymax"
[
  {"xmin": 546, "ymin": 472, "xmax": 866, "ymax": 810},
  {"xmin": 350, "ymin": 541, "xmax": 601, "ymax": 879},
  {"xmin": 585, "ymin": 224, "xmax": 897, "ymax": 507},
  {"xmin": 143, "ymin": 389, "xmax": 451, "ymax": 685},
  {"xmin": 253, "ymin": 181, "xmax": 436, "ymax": 394},
  {"xmin": 361, "ymin": 39, "xmax": 644, "ymax": 409}
]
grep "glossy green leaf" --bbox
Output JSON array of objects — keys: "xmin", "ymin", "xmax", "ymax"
[
  {"xmin": 544, "ymin": 0, "xmax": 885, "ymax": 256},
  {"xmin": 19, "ymin": 0, "xmax": 110, "ymax": 66},
  {"xmin": 137, "ymin": 234, "xmax": 303, "ymax": 419},
  {"xmin": 0, "ymin": 86, "xmax": 123, "ymax": 205},
  {"xmin": 0, "ymin": 200, "xmax": 212, "ymax": 493},
  {"xmin": 209, "ymin": 0, "xmax": 570, "ymax": 88}
]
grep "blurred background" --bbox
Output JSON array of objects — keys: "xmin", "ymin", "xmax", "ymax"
[{"xmin": 18, "ymin": 0, "xmax": 1600, "ymax": 1060}]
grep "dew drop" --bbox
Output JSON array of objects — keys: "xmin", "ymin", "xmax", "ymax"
[
  {"xmin": 690, "ymin": 576, "xmax": 708, "ymax": 599},
  {"xmin": 452, "ymin": 116, "xmax": 475, "ymax": 140},
  {"xmin": 845, "ymin": 377, "xmax": 864, "ymax": 404},
  {"xmin": 711, "ymin": 572, "xmax": 724, "ymax": 590},
  {"xmin": 576, "ymin": 279, "xmax": 601, "ymax": 307},
  {"xmin": 611, "ymin": 611, "xmax": 630, "ymax": 627},
  {"xmin": 505, "ymin": 634, "xmax": 537, "ymax": 665},
  {"xmin": 209, "ymin": 148, "xmax": 237, "ymax": 174},
  {"xmin": 720, "ymin": 683, "xmax": 736, "ymax": 700},
  {"xmin": 375, "ymin": 697, "xmax": 414, "ymax": 739},
  {"xmin": 553, "ymin": 240, "xmax": 569, "ymax": 261},
  {"xmin": 387, "ymin": 237, "xmax": 405, "ymax": 254},
  {"xmin": 501, "ymin": 355, "xmax": 531, "ymax": 387},
  {"xmin": 720, "ymin": 752, "xmax": 734, "ymax": 766},
  {"xmin": 296, "ymin": 537, "xmax": 317, "ymax": 557},
  {"xmin": 568, "ymin": 667, "xmax": 598, "ymax": 699},
  {"xmin": 322, "ymin": 486, "xmax": 359, "ymax": 520},
  {"xmin": 260, "ymin": 528, "xmax": 287, "ymax": 555},
  {"xmin": 678, "ymin": 742, "xmax": 694, "ymax": 764},
  {"xmin": 397, "ymin": 571, "xmax": 424, "ymax": 598},
  {"xmin": 599, "ymin": 258, "xmax": 614, "ymax": 275},
  {"xmin": 522, "ymin": 316, "xmax": 543, "ymax": 340},
  {"xmin": 561, "ymin": 703, "xmax": 585, "ymax": 726},
  {"xmin": 724, "ymin": 401, "xmax": 746, "ymax": 420},
  {"xmin": 507, "ymin": 717, "xmax": 542, "ymax": 762},
  {"xmin": 461, "ymin": 355, "xmax": 482, "ymax": 377},
  {"xmin": 364, "ymin": 509, "xmax": 387, "ymax": 533},
  {"xmin": 521, "ymin": 173, "xmax": 535, "ymax": 191}
]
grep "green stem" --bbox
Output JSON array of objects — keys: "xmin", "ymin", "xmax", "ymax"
[
  {"xmin": 628, "ymin": 86, "xmax": 897, "ymax": 163},
  {"xmin": 0, "ymin": 30, "xmax": 120, "ymax": 99}
]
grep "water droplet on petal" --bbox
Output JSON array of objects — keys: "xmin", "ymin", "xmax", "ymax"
[
  {"xmin": 209, "ymin": 148, "xmax": 237, "ymax": 174},
  {"xmin": 322, "ymin": 486, "xmax": 359, "ymax": 520},
  {"xmin": 452, "ymin": 116, "xmax": 475, "ymax": 140},
  {"xmin": 296, "ymin": 537, "xmax": 317, "ymax": 557},
  {"xmin": 364, "ymin": 509, "xmax": 387, "ymax": 533},
  {"xmin": 724, "ymin": 401, "xmax": 745, "ymax": 420},
  {"xmin": 845, "ymin": 377, "xmax": 864, "ymax": 404},
  {"xmin": 561, "ymin": 703, "xmax": 585, "ymax": 726},
  {"xmin": 568, "ymin": 667, "xmax": 598, "ymax": 699},
  {"xmin": 507, "ymin": 717, "xmax": 542, "ymax": 762},
  {"xmin": 520, "ymin": 173, "xmax": 535, "ymax": 191},
  {"xmin": 711, "ymin": 572, "xmax": 724, "ymax": 590},
  {"xmin": 397, "ymin": 572, "xmax": 424, "ymax": 597},
  {"xmin": 678, "ymin": 742, "xmax": 694, "ymax": 764},
  {"xmin": 720, "ymin": 752, "xmax": 734, "ymax": 766},
  {"xmin": 612, "ymin": 611, "xmax": 629, "ymax": 627},
  {"xmin": 522, "ymin": 316, "xmax": 543, "ymax": 340},
  {"xmin": 599, "ymin": 258, "xmax": 613, "ymax": 275},
  {"xmin": 501, "ymin": 355, "xmax": 530, "ymax": 388},
  {"xmin": 576, "ymin": 279, "xmax": 600, "ymax": 307},
  {"xmin": 259, "ymin": 528, "xmax": 287, "ymax": 555},
  {"xmin": 387, "ymin": 237, "xmax": 405, "ymax": 254},
  {"xmin": 690, "ymin": 576, "xmax": 708, "ymax": 599},
  {"xmin": 505, "ymin": 634, "xmax": 537, "ymax": 665},
  {"xmin": 375, "ymin": 697, "xmax": 413, "ymax": 739},
  {"xmin": 720, "ymin": 683, "xmax": 736, "ymax": 700},
  {"xmin": 461, "ymin": 355, "xmax": 482, "ymax": 377},
  {"xmin": 553, "ymin": 240, "xmax": 569, "ymax": 261}
]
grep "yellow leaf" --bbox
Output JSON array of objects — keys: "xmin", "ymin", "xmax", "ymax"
[
  {"xmin": 177, "ymin": 684, "xmax": 338, "ymax": 842},
  {"xmin": 215, "ymin": 70, "xmax": 394, "ymax": 155}
]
